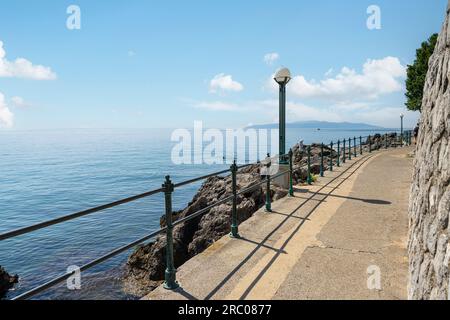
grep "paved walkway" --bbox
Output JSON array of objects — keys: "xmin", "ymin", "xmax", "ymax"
[{"xmin": 145, "ymin": 146, "xmax": 413, "ymax": 300}]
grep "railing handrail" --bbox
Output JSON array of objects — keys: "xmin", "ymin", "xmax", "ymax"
[
  {"xmin": 12, "ymin": 227, "xmax": 166, "ymax": 300},
  {"xmin": 0, "ymin": 164, "xmax": 256, "ymax": 242},
  {"xmin": 0, "ymin": 187, "xmax": 164, "ymax": 241},
  {"xmin": 2, "ymin": 153, "xmax": 290, "ymax": 299},
  {"xmin": 2, "ymin": 130, "xmax": 410, "ymax": 300}
]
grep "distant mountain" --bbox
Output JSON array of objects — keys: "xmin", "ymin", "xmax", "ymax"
[{"xmin": 246, "ymin": 121, "xmax": 384, "ymax": 130}]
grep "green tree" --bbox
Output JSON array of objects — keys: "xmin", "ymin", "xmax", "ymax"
[{"xmin": 405, "ymin": 33, "xmax": 439, "ymax": 112}]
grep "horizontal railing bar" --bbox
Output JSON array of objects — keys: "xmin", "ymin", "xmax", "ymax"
[
  {"xmin": 174, "ymin": 169, "xmax": 231, "ymax": 188},
  {"xmin": 11, "ymin": 161, "xmax": 294, "ymax": 299},
  {"xmin": 173, "ymin": 163, "xmax": 257, "ymax": 189},
  {"xmin": 237, "ymin": 170, "xmax": 290, "ymax": 196},
  {"xmin": 271, "ymin": 170, "xmax": 290, "ymax": 180},
  {"xmin": 172, "ymin": 170, "xmax": 291, "ymax": 231},
  {"xmin": 237, "ymin": 163, "xmax": 255, "ymax": 170},
  {"xmin": 236, "ymin": 180, "xmax": 267, "ymax": 196},
  {"xmin": 325, "ymin": 133, "xmax": 403, "ymax": 147},
  {"xmin": 0, "ymin": 162, "xmax": 280, "ymax": 242},
  {"xmin": 12, "ymin": 227, "xmax": 166, "ymax": 300},
  {"xmin": 172, "ymin": 195, "xmax": 235, "ymax": 227},
  {"xmin": 0, "ymin": 187, "xmax": 164, "ymax": 241}
]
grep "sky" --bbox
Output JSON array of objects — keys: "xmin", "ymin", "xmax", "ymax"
[{"xmin": 0, "ymin": 0, "xmax": 448, "ymax": 130}]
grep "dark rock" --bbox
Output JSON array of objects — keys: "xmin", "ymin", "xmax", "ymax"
[{"xmin": 0, "ymin": 266, "xmax": 18, "ymax": 299}]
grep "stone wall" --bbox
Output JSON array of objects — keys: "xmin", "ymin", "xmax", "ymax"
[{"xmin": 408, "ymin": 1, "xmax": 450, "ymax": 300}]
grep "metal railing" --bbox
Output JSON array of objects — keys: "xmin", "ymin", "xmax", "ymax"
[{"xmin": 0, "ymin": 130, "xmax": 412, "ymax": 300}]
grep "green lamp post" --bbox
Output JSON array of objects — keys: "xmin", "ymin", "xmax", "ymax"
[{"xmin": 274, "ymin": 68, "xmax": 291, "ymax": 164}]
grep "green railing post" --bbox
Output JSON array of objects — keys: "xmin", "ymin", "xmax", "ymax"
[
  {"xmin": 368, "ymin": 135, "xmax": 372, "ymax": 153},
  {"xmin": 329, "ymin": 142, "xmax": 333, "ymax": 172},
  {"xmin": 289, "ymin": 149, "xmax": 294, "ymax": 197},
  {"xmin": 385, "ymin": 134, "xmax": 388, "ymax": 149},
  {"xmin": 307, "ymin": 146, "xmax": 312, "ymax": 185},
  {"xmin": 337, "ymin": 140, "xmax": 340, "ymax": 167},
  {"xmin": 359, "ymin": 136, "xmax": 363, "ymax": 155},
  {"xmin": 343, "ymin": 139, "xmax": 346, "ymax": 163},
  {"xmin": 163, "ymin": 175, "xmax": 179, "ymax": 290},
  {"xmin": 353, "ymin": 137, "xmax": 357, "ymax": 157},
  {"xmin": 230, "ymin": 161, "xmax": 239, "ymax": 238},
  {"xmin": 320, "ymin": 143, "xmax": 324, "ymax": 177},
  {"xmin": 348, "ymin": 138, "xmax": 352, "ymax": 160},
  {"xmin": 265, "ymin": 154, "xmax": 272, "ymax": 212}
]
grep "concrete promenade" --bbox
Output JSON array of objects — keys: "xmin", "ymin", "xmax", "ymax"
[{"xmin": 145, "ymin": 146, "xmax": 414, "ymax": 300}]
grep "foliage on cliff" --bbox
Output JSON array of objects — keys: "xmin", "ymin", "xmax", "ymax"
[{"xmin": 405, "ymin": 33, "xmax": 438, "ymax": 112}]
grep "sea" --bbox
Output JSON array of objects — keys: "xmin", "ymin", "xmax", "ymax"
[{"xmin": 0, "ymin": 127, "xmax": 400, "ymax": 300}]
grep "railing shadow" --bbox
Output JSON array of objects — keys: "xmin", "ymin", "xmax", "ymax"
[
  {"xmin": 173, "ymin": 287, "xmax": 199, "ymax": 300},
  {"xmin": 203, "ymin": 154, "xmax": 373, "ymax": 300},
  {"xmin": 238, "ymin": 237, "xmax": 287, "ymax": 254},
  {"xmin": 236, "ymin": 156, "xmax": 373, "ymax": 300},
  {"xmin": 203, "ymin": 190, "xmax": 314, "ymax": 300},
  {"xmin": 304, "ymin": 191, "xmax": 392, "ymax": 205},
  {"xmin": 269, "ymin": 210, "xmax": 311, "ymax": 221}
]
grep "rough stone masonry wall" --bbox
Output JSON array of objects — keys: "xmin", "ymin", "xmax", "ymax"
[{"xmin": 408, "ymin": 1, "xmax": 450, "ymax": 300}]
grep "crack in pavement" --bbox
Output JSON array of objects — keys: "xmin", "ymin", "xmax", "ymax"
[{"xmin": 307, "ymin": 244, "xmax": 381, "ymax": 255}]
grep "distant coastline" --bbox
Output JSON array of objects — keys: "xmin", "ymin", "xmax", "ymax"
[{"xmin": 246, "ymin": 120, "xmax": 385, "ymax": 130}]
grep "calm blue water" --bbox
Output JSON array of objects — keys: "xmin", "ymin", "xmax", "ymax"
[{"xmin": 0, "ymin": 127, "xmax": 399, "ymax": 299}]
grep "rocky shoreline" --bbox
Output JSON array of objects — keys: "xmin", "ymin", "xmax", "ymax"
[
  {"xmin": 0, "ymin": 266, "xmax": 18, "ymax": 299},
  {"xmin": 123, "ymin": 134, "xmax": 400, "ymax": 296}
]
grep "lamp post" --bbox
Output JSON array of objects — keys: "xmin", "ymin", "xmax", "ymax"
[
  {"xmin": 274, "ymin": 68, "xmax": 291, "ymax": 164},
  {"xmin": 400, "ymin": 113, "xmax": 404, "ymax": 146}
]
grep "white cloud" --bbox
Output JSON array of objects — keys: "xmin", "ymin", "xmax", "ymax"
[
  {"xmin": 195, "ymin": 101, "xmax": 239, "ymax": 111},
  {"xmin": 188, "ymin": 96, "xmax": 418, "ymax": 128},
  {"xmin": 325, "ymin": 68, "xmax": 334, "ymax": 77},
  {"xmin": 209, "ymin": 73, "xmax": 244, "ymax": 93},
  {"xmin": 0, "ymin": 92, "xmax": 14, "ymax": 128},
  {"xmin": 256, "ymin": 99, "xmax": 342, "ymax": 123},
  {"xmin": 261, "ymin": 57, "xmax": 411, "ymax": 127},
  {"xmin": 195, "ymin": 99, "xmax": 342, "ymax": 122},
  {"xmin": 11, "ymin": 96, "xmax": 30, "ymax": 108},
  {"xmin": 261, "ymin": 99, "xmax": 418, "ymax": 128},
  {"xmin": 287, "ymin": 101, "xmax": 343, "ymax": 123},
  {"xmin": 267, "ymin": 57, "xmax": 406, "ymax": 102},
  {"xmin": 346, "ymin": 106, "xmax": 419, "ymax": 128},
  {"xmin": 190, "ymin": 56, "xmax": 413, "ymax": 128},
  {"xmin": 0, "ymin": 41, "xmax": 56, "ymax": 80},
  {"xmin": 264, "ymin": 52, "xmax": 279, "ymax": 65}
]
